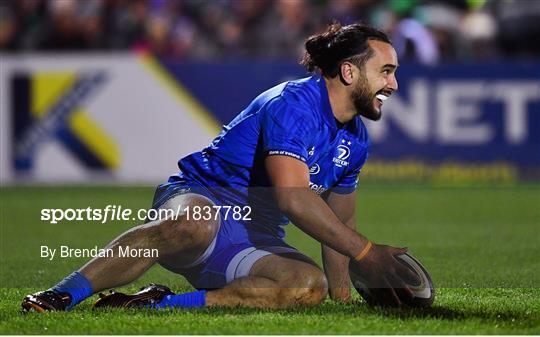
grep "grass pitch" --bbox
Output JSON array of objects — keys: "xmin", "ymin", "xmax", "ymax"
[{"xmin": 0, "ymin": 184, "xmax": 539, "ymax": 334}]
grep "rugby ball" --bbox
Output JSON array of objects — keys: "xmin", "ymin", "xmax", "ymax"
[{"xmin": 349, "ymin": 252, "xmax": 435, "ymax": 308}]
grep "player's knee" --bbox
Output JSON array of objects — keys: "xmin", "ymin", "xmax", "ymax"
[
  {"xmin": 280, "ymin": 268, "xmax": 328, "ymax": 307},
  {"xmin": 296, "ymin": 270, "xmax": 328, "ymax": 307},
  {"xmin": 156, "ymin": 194, "xmax": 219, "ymax": 250},
  {"xmin": 158, "ymin": 216, "xmax": 218, "ymax": 251}
]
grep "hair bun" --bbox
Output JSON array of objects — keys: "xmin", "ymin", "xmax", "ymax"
[
  {"xmin": 300, "ymin": 22, "xmax": 391, "ymax": 77},
  {"xmin": 302, "ymin": 22, "xmax": 342, "ymax": 72}
]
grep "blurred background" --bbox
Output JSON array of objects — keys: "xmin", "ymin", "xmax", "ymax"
[
  {"xmin": 2, "ymin": 0, "xmax": 540, "ymax": 61},
  {"xmin": 1, "ymin": 0, "xmax": 539, "ymax": 184}
]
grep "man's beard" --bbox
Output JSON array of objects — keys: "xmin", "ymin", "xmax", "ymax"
[{"xmin": 351, "ymin": 78, "xmax": 381, "ymax": 121}]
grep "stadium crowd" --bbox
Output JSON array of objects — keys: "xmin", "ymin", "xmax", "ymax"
[{"xmin": 1, "ymin": 0, "xmax": 539, "ymax": 64}]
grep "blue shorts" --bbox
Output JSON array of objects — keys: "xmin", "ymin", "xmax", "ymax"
[{"xmin": 150, "ymin": 175, "xmax": 301, "ymax": 290}]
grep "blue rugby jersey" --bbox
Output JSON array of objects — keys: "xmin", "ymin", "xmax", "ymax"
[{"xmin": 172, "ymin": 75, "xmax": 370, "ymax": 238}]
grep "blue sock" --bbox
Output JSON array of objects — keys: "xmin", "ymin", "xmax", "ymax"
[
  {"xmin": 50, "ymin": 271, "xmax": 93, "ymax": 310},
  {"xmin": 153, "ymin": 290, "xmax": 206, "ymax": 309}
]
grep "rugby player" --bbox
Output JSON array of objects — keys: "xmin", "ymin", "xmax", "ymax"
[{"xmin": 22, "ymin": 22, "xmax": 418, "ymax": 312}]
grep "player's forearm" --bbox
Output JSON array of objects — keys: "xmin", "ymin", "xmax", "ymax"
[
  {"xmin": 322, "ymin": 213, "xmax": 356, "ymax": 301},
  {"xmin": 276, "ymin": 188, "xmax": 369, "ymax": 258},
  {"xmin": 322, "ymin": 244, "xmax": 351, "ymax": 301}
]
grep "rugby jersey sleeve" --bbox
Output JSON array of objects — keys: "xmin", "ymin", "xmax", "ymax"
[{"xmin": 261, "ymin": 97, "xmax": 316, "ymax": 163}]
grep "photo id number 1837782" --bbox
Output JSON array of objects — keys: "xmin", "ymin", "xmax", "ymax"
[{"xmin": 184, "ymin": 205, "xmax": 252, "ymax": 221}]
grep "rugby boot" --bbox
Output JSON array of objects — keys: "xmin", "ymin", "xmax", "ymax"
[
  {"xmin": 92, "ymin": 283, "xmax": 174, "ymax": 309},
  {"xmin": 21, "ymin": 290, "xmax": 72, "ymax": 312}
]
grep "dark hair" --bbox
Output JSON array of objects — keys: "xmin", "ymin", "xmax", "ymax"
[{"xmin": 300, "ymin": 22, "xmax": 391, "ymax": 77}]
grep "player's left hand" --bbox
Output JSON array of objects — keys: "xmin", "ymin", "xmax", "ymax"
[{"xmin": 350, "ymin": 243, "xmax": 419, "ymax": 306}]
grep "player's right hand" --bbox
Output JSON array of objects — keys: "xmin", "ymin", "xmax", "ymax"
[{"xmin": 350, "ymin": 243, "xmax": 420, "ymax": 306}]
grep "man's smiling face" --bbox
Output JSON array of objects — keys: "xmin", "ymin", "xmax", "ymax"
[{"xmin": 352, "ymin": 39, "xmax": 399, "ymax": 121}]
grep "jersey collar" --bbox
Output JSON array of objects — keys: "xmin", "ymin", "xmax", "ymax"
[
  {"xmin": 316, "ymin": 75, "xmax": 338, "ymax": 130},
  {"xmin": 316, "ymin": 75, "xmax": 361, "ymax": 135}
]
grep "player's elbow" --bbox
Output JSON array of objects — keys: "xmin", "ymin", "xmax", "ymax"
[{"xmin": 274, "ymin": 190, "xmax": 304, "ymax": 215}]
